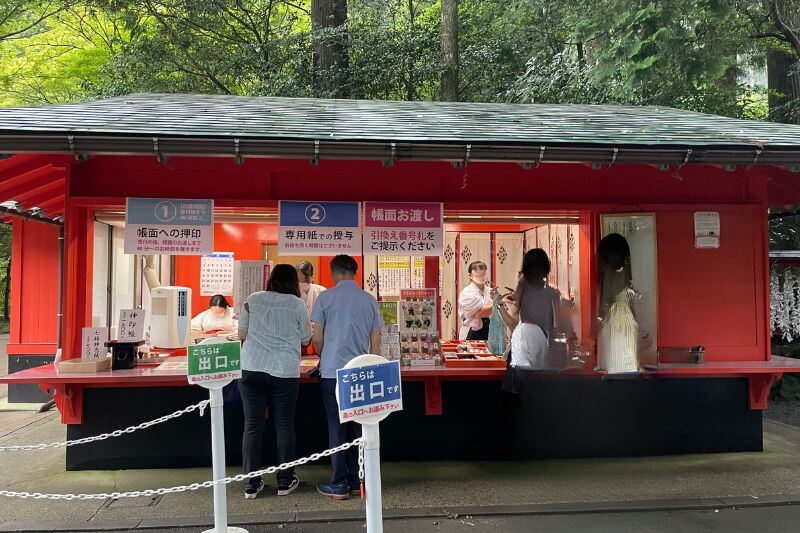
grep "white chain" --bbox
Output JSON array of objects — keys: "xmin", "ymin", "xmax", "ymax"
[
  {"xmin": 0, "ymin": 400, "xmax": 210, "ymax": 452},
  {"xmin": 0, "ymin": 437, "xmax": 364, "ymax": 500},
  {"xmin": 358, "ymin": 439, "xmax": 365, "ymax": 486}
]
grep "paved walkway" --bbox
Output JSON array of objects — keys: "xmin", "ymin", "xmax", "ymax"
[
  {"xmin": 135, "ymin": 504, "xmax": 800, "ymax": 533},
  {"xmin": 1, "ymin": 406, "xmax": 800, "ymax": 531}
]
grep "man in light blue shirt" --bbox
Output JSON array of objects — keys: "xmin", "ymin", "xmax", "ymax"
[{"xmin": 311, "ymin": 255, "xmax": 383, "ymax": 500}]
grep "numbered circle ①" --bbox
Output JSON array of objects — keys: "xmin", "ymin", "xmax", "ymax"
[
  {"xmin": 304, "ymin": 203, "xmax": 326, "ymax": 225},
  {"xmin": 154, "ymin": 201, "xmax": 178, "ymax": 223}
]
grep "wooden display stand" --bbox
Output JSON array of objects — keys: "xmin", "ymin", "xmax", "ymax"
[{"xmin": 56, "ymin": 357, "xmax": 112, "ymax": 373}]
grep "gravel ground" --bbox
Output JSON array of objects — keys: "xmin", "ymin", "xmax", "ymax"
[{"xmin": 765, "ymin": 398, "xmax": 800, "ymax": 427}]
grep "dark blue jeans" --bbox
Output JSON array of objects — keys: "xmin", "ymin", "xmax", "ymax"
[
  {"xmin": 320, "ymin": 378, "xmax": 362, "ymax": 487},
  {"xmin": 239, "ymin": 370, "xmax": 299, "ymax": 489}
]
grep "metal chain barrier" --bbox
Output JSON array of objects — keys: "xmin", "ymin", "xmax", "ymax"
[
  {"xmin": 358, "ymin": 439, "xmax": 365, "ymax": 486},
  {"xmin": 0, "ymin": 400, "xmax": 211, "ymax": 452},
  {"xmin": 0, "ymin": 437, "xmax": 364, "ymax": 500}
]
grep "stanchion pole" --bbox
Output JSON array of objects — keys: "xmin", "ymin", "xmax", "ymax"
[
  {"xmin": 203, "ymin": 387, "xmax": 247, "ymax": 533},
  {"xmin": 363, "ymin": 423, "xmax": 383, "ymax": 533},
  {"xmin": 210, "ymin": 387, "xmax": 227, "ymax": 533}
]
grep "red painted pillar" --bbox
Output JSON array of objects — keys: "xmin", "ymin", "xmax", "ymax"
[
  {"xmin": 61, "ymin": 175, "xmax": 93, "ymax": 360},
  {"xmin": 9, "ymin": 219, "xmax": 23, "ymax": 346},
  {"xmin": 579, "ymin": 211, "xmax": 596, "ymax": 344}
]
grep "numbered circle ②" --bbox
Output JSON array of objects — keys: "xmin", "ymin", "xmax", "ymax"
[
  {"xmin": 154, "ymin": 201, "xmax": 178, "ymax": 223},
  {"xmin": 304, "ymin": 203, "xmax": 326, "ymax": 225}
]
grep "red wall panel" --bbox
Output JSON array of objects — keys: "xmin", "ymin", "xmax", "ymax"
[
  {"xmin": 656, "ymin": 207, "xmax": 767, "ymax": 361},
  {"xmin": 9, "ymin": 219, "xmax": 59, "ymax": 349}
]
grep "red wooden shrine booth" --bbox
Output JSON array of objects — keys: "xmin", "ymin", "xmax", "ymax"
[{"xmin": 2, "ymin": 94, "xmax": 800, "ymax": 469}]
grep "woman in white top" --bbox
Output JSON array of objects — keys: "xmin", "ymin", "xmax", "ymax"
[
  {"xmin": 296, "ymin": 261, "xmax": 326, "ymax": 320},
  {"xmin": 191, "ymin": 294, "xmax": 237, "ymax": 332},
  {"xmin": 458, "ymin": 261, "xmax": 495, "ymax": 340}
]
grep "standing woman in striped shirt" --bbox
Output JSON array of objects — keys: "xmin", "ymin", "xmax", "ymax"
[{"xmin": 238, "ymin": 264, "xmax": 312, "ymax": 500}]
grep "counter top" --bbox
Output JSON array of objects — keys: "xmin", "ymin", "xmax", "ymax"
[
  {"xmin": 5, "ymin": 356, "xmax": 800, "ymax": 386},
  {"xmin": 4, "ymin": 356, "xmax": 800, "ymax": 423}
]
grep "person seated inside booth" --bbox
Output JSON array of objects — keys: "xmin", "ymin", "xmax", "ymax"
[
  {"xmin": 458, "ymin": 261, "xmax": 496, "ymax": 340},
  {"xmin": 296, "ymin": 261, "xmax": 326, "ymax": 320},
  {"xmin": 191, "ymin": 294, "xmax": 237, "ymax": 332}
]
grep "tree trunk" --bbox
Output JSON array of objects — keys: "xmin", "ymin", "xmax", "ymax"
[
  {"xmin": 406, "ymin": 0, "xmax": 415, "ymax": 101},
  {"xmin": 767, "ymin": 0, "xmax": 800, "ymax": 124},
  {"xmin": 440, "ymin": 0, "xmax": 458, "ymax": 101},
  {"xmin": 767, "ymin": 49, "xmax": 800, "ymax": 123},
  {"xmin": 311, "ymin": 0, "xmax": 349, "ymax": 98}
]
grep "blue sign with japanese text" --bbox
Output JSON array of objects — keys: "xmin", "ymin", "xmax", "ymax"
[
  {"xmin": 336, "ymin": 360, "xmax": 402, "ymax": 423},
  {"xmin": 279, "ymin": 201, "xmax": 360, "ymax": 228},
  {"xmin": 278, "ymin": 201, "xmax": 362, "ymax": 255},
  {"xmin": 125, "ymin": 197, "xmax": 214, "ymax": 255}
]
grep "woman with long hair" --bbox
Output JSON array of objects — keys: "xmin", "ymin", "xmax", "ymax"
[
  {"xmin": 238, "ymin": 264, "xmax": 311, "ymax": 499},
  {"xmin": 506, "ymin": 249, "xmax": 562, "ymax": 369}
]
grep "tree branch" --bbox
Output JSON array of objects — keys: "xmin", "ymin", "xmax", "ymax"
[
  {"xmin": 770, "ymin": 0, "xmax": 800, "ymax": 56},
  {"xmin": 142, "ymin": 0, "xmax": 233, "ymax": 94},
  {"xmin": 0, "ymin": 2, "xmax": 67, "ymax": 42}
]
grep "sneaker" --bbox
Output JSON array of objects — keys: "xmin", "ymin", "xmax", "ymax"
[
  {"xmin": 244, "ymin": 480, "xmax": 264, "ymax": 500},
  {"xmin": 316, "ymin": 482, "xmax": 350, "ymax": 500},
  {"xmin": 348, "ymin": 484, "xmax": 361, "ymax": 497},
  {"xmin": 277, "ymin": 475, "xmax": 300, "ymax": 496}
]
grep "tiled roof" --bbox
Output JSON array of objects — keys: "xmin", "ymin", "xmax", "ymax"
[{"xmin": 1, "ymin": 93, "xmax": 799, "ymax": 148}]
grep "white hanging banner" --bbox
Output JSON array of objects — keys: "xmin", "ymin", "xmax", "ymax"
[
  {"xmin": 233, "ymin": 260, "xmax": 273, "ymax": 314},
  {"xmin": 363, "ymin": 202, "xmax": 443, "ymax": 256}
]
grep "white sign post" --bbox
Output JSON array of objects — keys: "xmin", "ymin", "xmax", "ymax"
[
  {"xmin": 187, "ymin": 339, "xmax": 246, "ymax": 533},
  {"xmin": 336, "ymin": 355, "xmax": 403, "ymax": 533}
]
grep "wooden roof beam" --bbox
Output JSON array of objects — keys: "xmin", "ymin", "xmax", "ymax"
[
  {"xmin": 14, "ymin": 178, "xmax": 65, "ymax": 210},
  {"xmin": 0, "ymin": 164, "xmax": 64, "ymax": 199}
]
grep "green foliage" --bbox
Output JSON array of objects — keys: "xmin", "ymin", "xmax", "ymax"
[{"xmin": 0, "ymin": 0, "xmax": 788, "ymax": 120}]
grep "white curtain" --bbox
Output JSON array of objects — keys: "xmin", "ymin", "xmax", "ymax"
[
  {"xmin": 556, "ymin": 224, "xmax": 570, "ymax": 296},
  {"xmin": 441, "ymin": 232, "xmax": 459, "ymax": 341},
  {"xmin": 364, "ymin": 255, "xmax": 379, "ymax": 299},
  {"xmin": 568, "ymin": 224, "xmax": 582, "ymax": 337},
  {"xmin": 494, "ymin": 233, "xmax": 524, "ymax": 294},
  {"xmin": 524, "ymin": 228, "xmax": 537, "ymax": 252}
]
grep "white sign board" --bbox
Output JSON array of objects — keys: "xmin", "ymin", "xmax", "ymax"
[
  {"xmin": 363, "ymin": 202, "xmax": 443, "ymax": 256},
  {"xmin": 201, "ymin": 252, "xmax": 234, "ymax": 296},
  {"xmin": 81, "ymin": 327, "xmax": 109, "ymax": 360},
  {"xmin": 336, "ymin": 355, "xmax": 403, "ymax": 425},
  {"xmin": 233, "ymin": 260, "xmax": 273, "ymax": 314},
  {"xmin": 118, "ymin": 309, "xmax": 146, "ymax": 342},
  {"xmin": 125, "ymin": 198, "xmax": 214, "ymax": 255},
  {"xmin": 694, "ymin": 211, "xmax": 720, "ymax": 249},
  {"xmin": 278, "ymin": 201, "xmax": 362, "ymax": 255}
]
